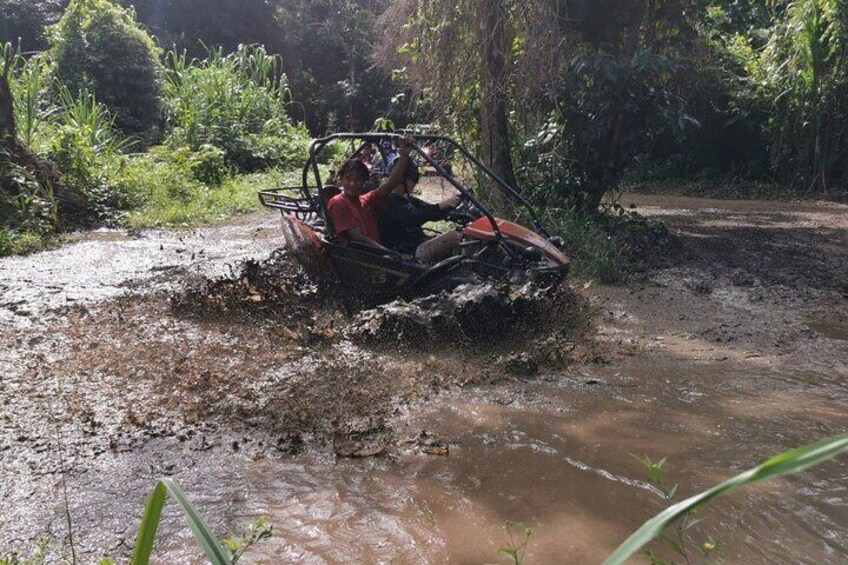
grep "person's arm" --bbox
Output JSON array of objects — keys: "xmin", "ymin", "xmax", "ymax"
[
  {"xmin": 403, "ymin": 196, "xmax": 445, "ymax": 225},
  {"xmin": 345, "ymin": 226, "xmax": 398, "ymax": 255},
  {"xmin": 405, "ymin": 194, "xmax": 460, "ymax": 224},
  {"xmin": 374, "ymin": 138, "xmax": 412, "ymax": 197}
]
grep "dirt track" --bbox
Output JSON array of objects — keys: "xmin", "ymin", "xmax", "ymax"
[
  {"xmin": 1, "ymin": 195, "xmax": 846, "ymax": 562},
  {"xmin": 609, "ymin": 194, "xmax": 848, "ymax": 362}
]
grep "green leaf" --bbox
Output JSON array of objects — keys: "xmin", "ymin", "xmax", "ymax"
[
  {"xmin": 604, "ymin": 433, "xmax": 848, "ymax": 565},
  {"xmin": 161, "ymin": 478, "xmax": 232, "ymax": 564},
  {"xmin": 131, "ymin": 479, "xmax": 232, "ymax": 565},
  {"xmin": 666, "ymin": 483, "xmax": 678, "ymax": 500},
  {"xmin": 681, "ymin": 516, "xmax": 704, "ymax": 532},
  {"xmin": 131, "ymin": 481, "xmax": 167, "ymax": 565}
]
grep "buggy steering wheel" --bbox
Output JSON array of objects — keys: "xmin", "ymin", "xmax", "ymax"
[{"xmin": 446, "ymin": 194, "xmax": 481, "ymax": 225}]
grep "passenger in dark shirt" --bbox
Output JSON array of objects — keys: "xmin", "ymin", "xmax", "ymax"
[{"xmin": 378, "ymin": 160, "xmax": 462, "ymax": 261}]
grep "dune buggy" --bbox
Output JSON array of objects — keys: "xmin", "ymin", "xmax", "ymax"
[{"xmin": 258, "ymin": 133, "xmax": 569, "ymax": 299}]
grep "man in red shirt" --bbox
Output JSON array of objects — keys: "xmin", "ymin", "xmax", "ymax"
[{"xmin": 327, "ymin": 138, "xmax": 413, "ymax": 254}]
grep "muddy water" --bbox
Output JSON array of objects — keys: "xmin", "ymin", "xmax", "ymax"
[
  {"xmin": 146, "ymin": 360, "xmax": 846, "ymax": 564},
  {"xmin": 155, "ymin": 196, "xmax": 847, "ymax": 563},
  {"xmin": 2, "ymin": 195, "xmax": 848, "ymax": 564}
]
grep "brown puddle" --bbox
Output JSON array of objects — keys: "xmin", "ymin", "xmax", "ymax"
[{"xmin": 142, "ymin": 355, "xmax": 848, "ymax": 565}]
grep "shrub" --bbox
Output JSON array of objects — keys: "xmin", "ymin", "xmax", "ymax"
[
  {"xmin": 45, "ymin": 85, "xmax": 137, "ymax": 220},
  {"xmin": 0, "ymin": 0, "xmax": 65, "ymax": 52},
  {"xmin": 1, "ymin": 161, "xmax": 56, "ymax": 233},
  {"xmin": 162, "ymin": 45, "xmax": 309, "ymax": 172},
  {"xmin": 517, "ymin": 51, "xmax": 696, "ymax": 212},
  {"xmin": 47, "ymin": 0, "xmax": 164, "ymax": 138},
  {"xmin": 0, "ymin": 226, "xmax": 9, "ymax": 255},
  {"xmin": 125, "ymin": 159, "xmax": 292, "ymax": 229},
  {"xmin": 543, "ymin": 207, "xmax": 623, "ymax": 283},
  {"xmin": 755, "ymin": 0, "xmax": 848, "ymax": 192}
]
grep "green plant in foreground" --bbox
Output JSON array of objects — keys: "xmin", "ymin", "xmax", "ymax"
[
  {"xmin": 220, "ymin": 517, "xmax": 273, "ymax": 564},
  {"xmin": 496, "ymin": 522, "xmax": 533, "ymax": 565},
  {"xmin": 132, "ymin": 478, "xmax": 253, "ymax": 565},
  {"xmin": 605, "ymin": 433, "xmax": 848, "ymax": 565},
  {"xmin": 0, "ymin": 536, "xmax": 49, "ymax": 565},
  {"xmin": 632, "ymin": 454, "xmax": 719, "ymax": 564}
]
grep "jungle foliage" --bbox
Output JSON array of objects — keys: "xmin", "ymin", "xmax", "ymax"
[
  {"xmin": 48, "ymin": 0, "xmax": 164, "ymax": 137},
  {"xmin": 378, "ymin": 0, "xmax": 848, "ymax": 208},
  {"xmin": 0, "ymin": 0, "xmax": 308, "ymax": 256}
]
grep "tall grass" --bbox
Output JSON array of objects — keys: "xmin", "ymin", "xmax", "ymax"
[
  {"xmin": 759, "ymin": 0, "xmax": 848, "ymax": 192},
  {"xmin": 6, "ymin": 48, "xmax": 53, "ymax": 149},
  {"xmin": 126, "ymin": 166, "xmax": 295, "ymax": 229},
  {"xmin": 45, "ymin": 84, "xmax": 138, "ymax": 217},
  {"xmin": 162, "ymin": 44, "xmax": 308, "ymax": 172},
  {"xmin": 539, "ymin": 207, "xmax": 623, "ymax": 283},
  {"xmin": 54, "ymin": 84, "xmax": 131, "ymax": 157},
  {"xmin": 1, "ymin": 41, "xmax": 309, "ymax": 252}
]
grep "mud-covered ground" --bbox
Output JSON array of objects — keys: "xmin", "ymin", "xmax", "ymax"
[
  {"xmin": 1, "ymin": 195, "xmax": 847, "ymax": 563},
  {"xmin": 0, "ymin": 211, "xmax": 590, "ymax": 560}
]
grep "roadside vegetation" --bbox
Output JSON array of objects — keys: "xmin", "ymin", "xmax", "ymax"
[
  {"xmin": 4, "ymin": 0, "xmax": 848, "ymax": 272},
  {"xmin": 0, "ymin": 0, "xmax": 309, "ymax": 257}
]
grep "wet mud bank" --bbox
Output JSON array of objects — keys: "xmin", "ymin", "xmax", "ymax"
[{"xmin": 2, "ymin": 196, "xmax": 848, "ymax": 563}]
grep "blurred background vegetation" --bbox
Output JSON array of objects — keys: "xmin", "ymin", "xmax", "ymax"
[{"xmin": 1, "ymin": 0, "xmax": 846, "ymax": 265}]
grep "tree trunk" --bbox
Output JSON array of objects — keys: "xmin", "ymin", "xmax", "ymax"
[{"xmin": 476, "ymin": 0, "xmax": 517, "ymax": 194}]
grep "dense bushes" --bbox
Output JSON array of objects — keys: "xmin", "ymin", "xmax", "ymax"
[
  {"xmin": 517, "ymin": 51, "xmax": 695, "ymax": 210},
  {"xmin": 0, "ymin": 0, "xmax": 65, "ymax": 52},
  {"xmin": 757, "ymin": 0, "xmax": 848, "ymax": 192},
  {"xmin": 382, "ymin": 0, "xmax": 848, "ymax": 206},
  {"xmin": 1, "ymin": 4, "xmax": 308, "ymax": 256}
]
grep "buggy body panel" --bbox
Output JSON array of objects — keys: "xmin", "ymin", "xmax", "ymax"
[{"xmin": 463, "ymin": 218, "xmax": 570, "ymax": 267}]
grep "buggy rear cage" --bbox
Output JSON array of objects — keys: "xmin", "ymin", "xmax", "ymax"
[{"xmin": 257, "ymin": 188, "xmax": 318, "ymax": 220}]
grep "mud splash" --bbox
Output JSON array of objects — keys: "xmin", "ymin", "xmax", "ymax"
[
  {"xmin": 352, "ymin": 282, "xmax": 542, "ymax": 342},
  {"xmin": 170, "ymin": 251, "xmax": 586, "ymax": 358}
]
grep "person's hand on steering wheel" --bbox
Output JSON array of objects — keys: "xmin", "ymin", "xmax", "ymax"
[{"xmin": 445, "ymin": 193, "xmax": 481, "ymax": 224}]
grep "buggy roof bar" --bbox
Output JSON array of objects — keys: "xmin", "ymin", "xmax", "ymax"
[
  {"xmin": 304, "ymin": 133, "xmax": 501, "ymax": 240},
  {"xmin": 398, "ymin": 132, "xmax": 548, "ymax": 236}
]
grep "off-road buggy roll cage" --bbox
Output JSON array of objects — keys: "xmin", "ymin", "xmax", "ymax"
[
  {"xmin": 272, "ymin": 133, "xmax": 548, "ymax": 240},
  {"xmin": 258, "ymin": 133, "xmax": 568, "ymax": 299}
]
